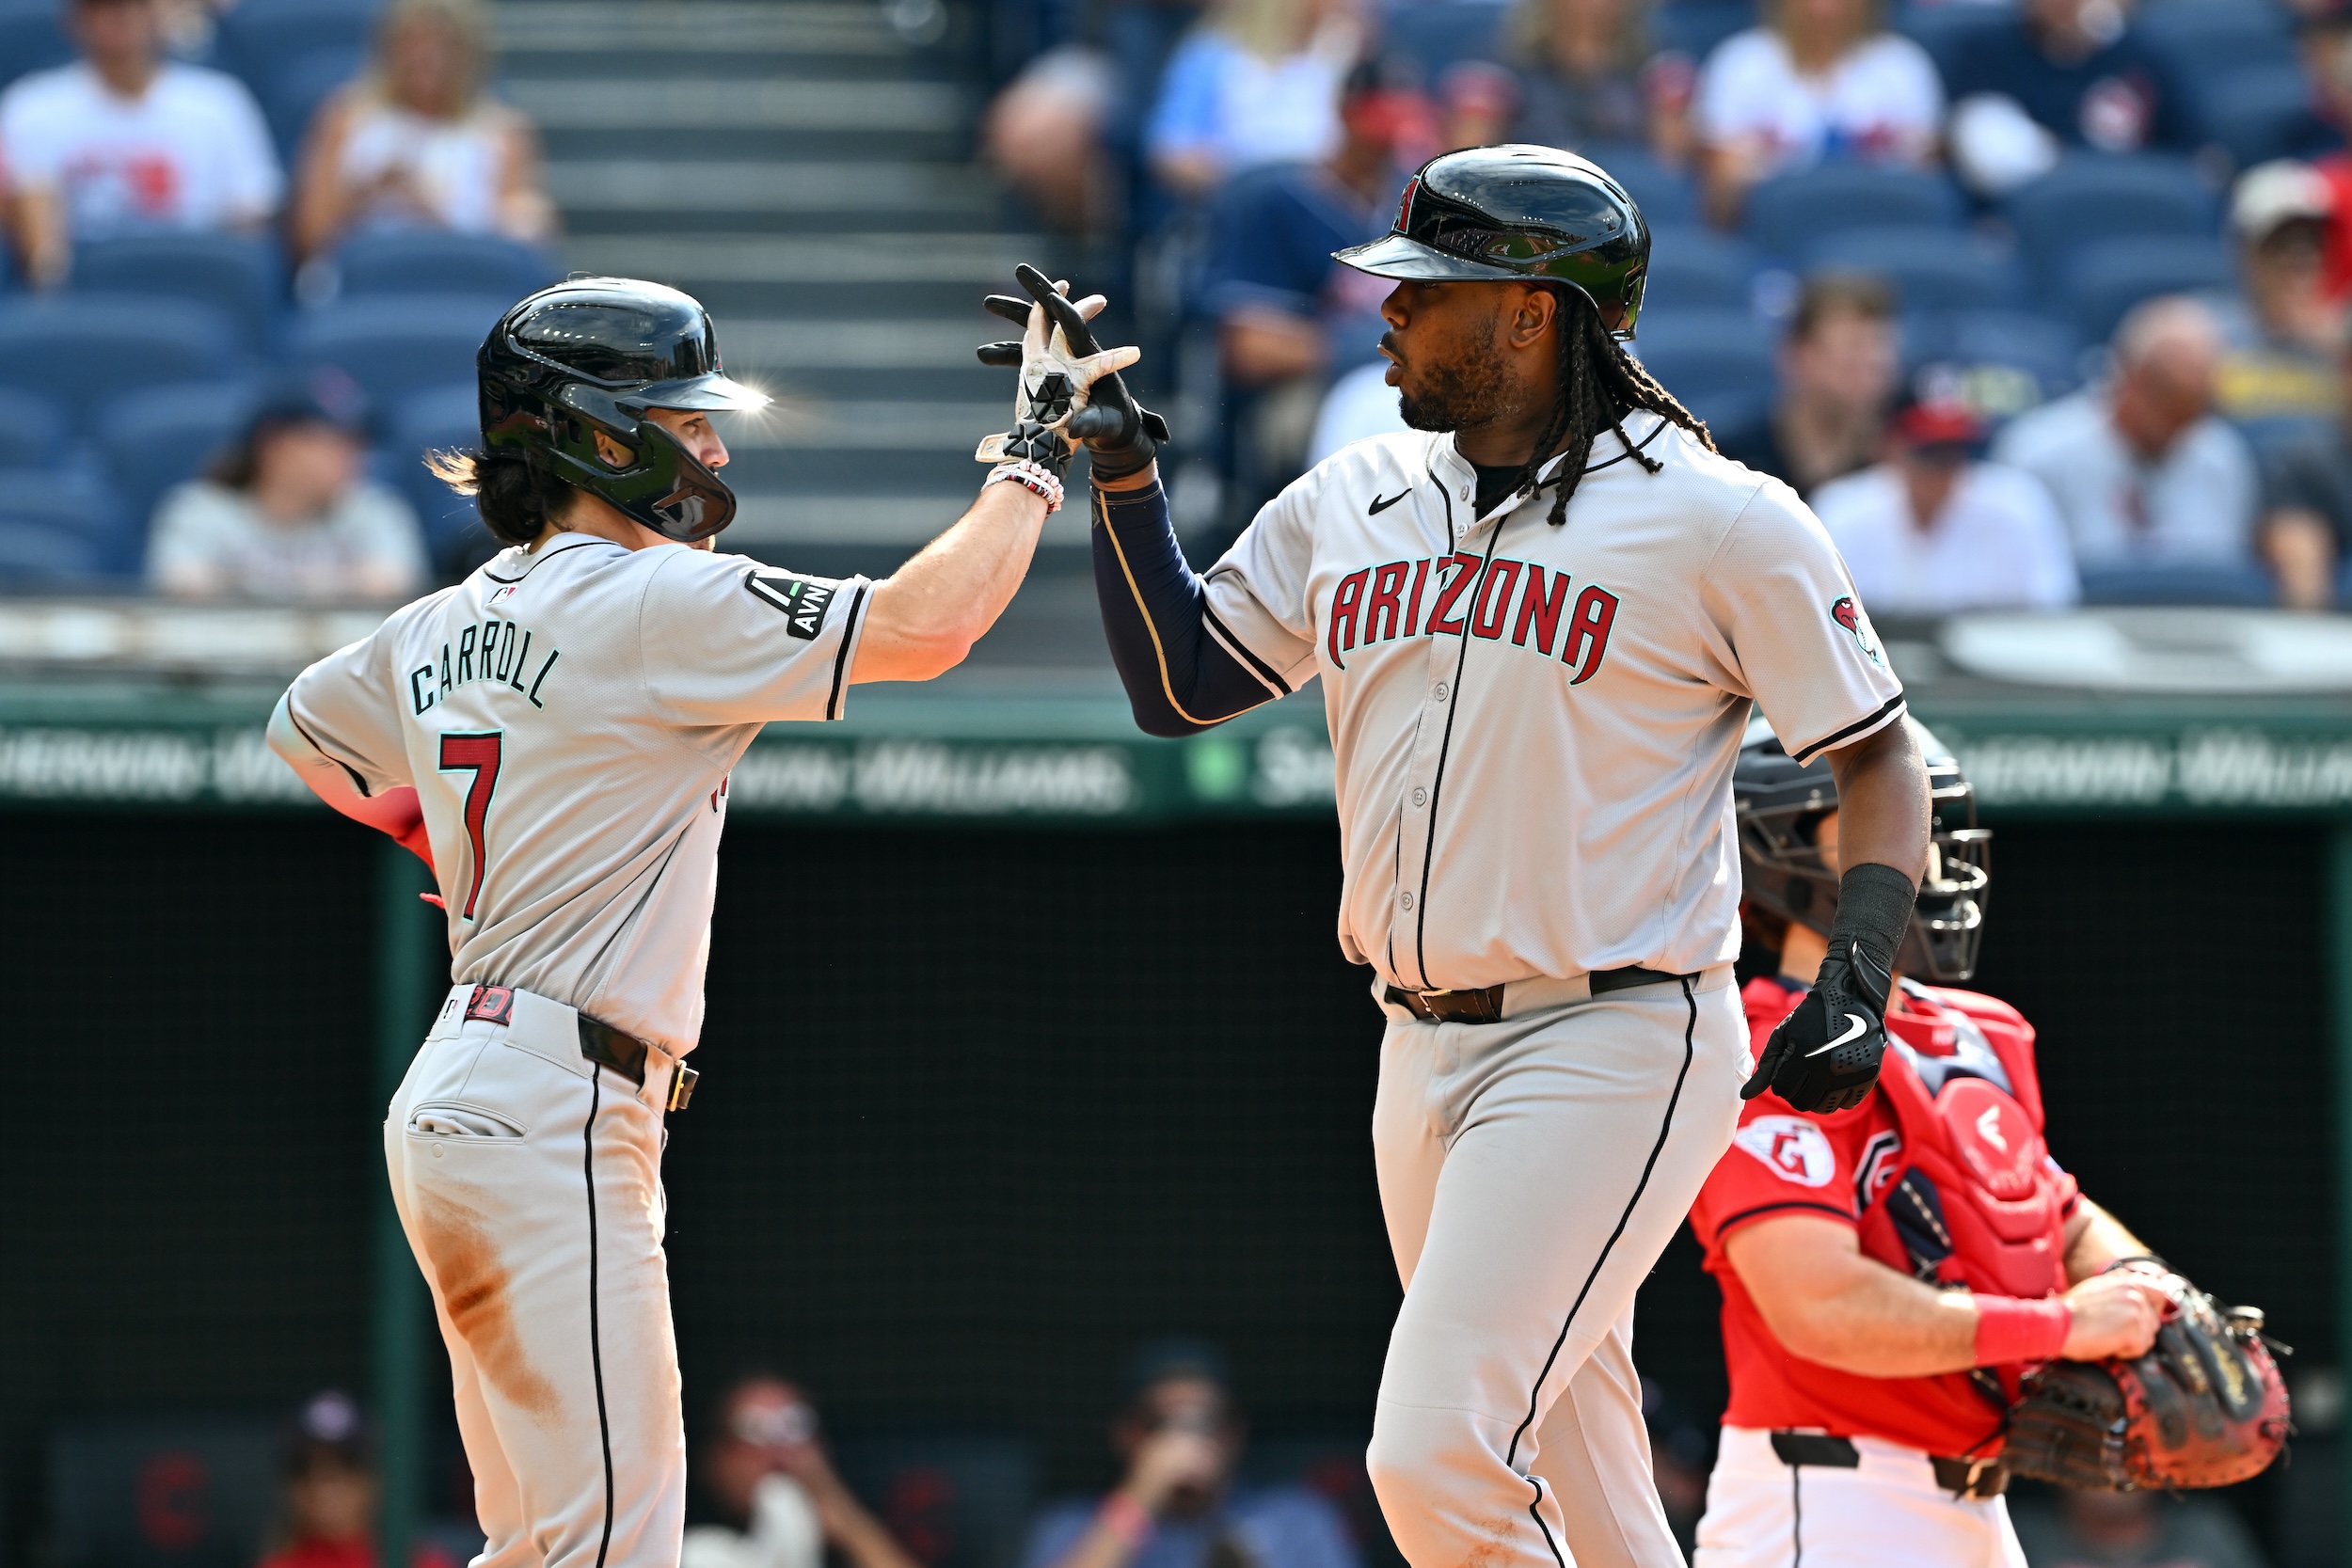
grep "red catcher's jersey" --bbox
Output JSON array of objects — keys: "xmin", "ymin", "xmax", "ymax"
[{"xmin": 1688, "ymin": 976, "xmax": 2082, "ymax": 1457}]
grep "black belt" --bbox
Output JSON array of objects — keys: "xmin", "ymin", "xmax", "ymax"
[
  {"xmin": 1769, "ymin": 1432, "xmax": 2008, "ymax": 1499},
  {"xmin": 1384, "ymin": 966, "xmax": 1692, "ymax": 1023},
  {"xmin": 466, "ymin": 985, "xmax": 699, "ymax": 1112}
]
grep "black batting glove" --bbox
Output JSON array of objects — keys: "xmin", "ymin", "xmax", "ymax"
[
  {"xmin": 980, "ymin": 264, "xmax": 1168, "ymax": 483},
  {"xmin": 1742, "ymin": 935, "xmax": 1893, "ymax": 1114},
  {"xmin": 1741, "ymin": 860, "xmax": 1915, "ymax": 1114}
]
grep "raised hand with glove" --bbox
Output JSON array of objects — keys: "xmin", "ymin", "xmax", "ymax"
[{"xmin": 977, "ymin": 262, "xmax": 1168, "ymax": 492}]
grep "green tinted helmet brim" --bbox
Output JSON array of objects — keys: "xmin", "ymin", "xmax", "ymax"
[{"xmin": 1333, "ymin": 144, "xmax": 1651, "ymax": 340}]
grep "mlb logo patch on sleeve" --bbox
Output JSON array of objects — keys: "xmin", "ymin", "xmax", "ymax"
[
  {"xmin": 1733, "ymin": 1116, "xmax": 1836, "ymax": 1187},
  {"xmin": 746, "ymin": 570, "xmax": 838, "ymax": 640}
]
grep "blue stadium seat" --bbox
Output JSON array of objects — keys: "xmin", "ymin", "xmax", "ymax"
[
  {"xmin": 2004, "ymin": 155, "xmax": 2219, "ymax": 287},
  {"xmin": 216, "ymin": 0, "xmax": 378, "ymax": 97},
  {"xmin": 1379, "ymin": 0, "xmax": 1509, "ymax": 77},
  {"xmin": 2076, "ymin": 563, "xmax": 2277, "ymax": 607},
  {"xmin": 1742, "ymin": 166, "xmax": 1963, "ymax": 262},
  {"xmin": 0, "ymin": 388, "xmax": 71, "ymax": 474},
  {"xmin": 1805, "ymin": 227, "xmax": 2025, "ymax": 313},
  {"xmin": 292, "ymin": 294, "xmax": 507, "ymax": 411},
  {"xmin": 1641, "ymin": 226, "xmax": 1756, "ymax": 313},
  {"xmin": 389, "ymin": 383, "xmax": 488, "ymax": 564},
  {"xmin": 72, "ymin": 233, "xmax": 284, "ymax": 353},
  {"xmin": 1681, "ymin": 385, "xmax": 1771, "ymax": 456},
  {"xmin": 1892, "ymin": 1, "xmax": 2010, "ymax": 84},
  {"xmin": 330, "ymin": 232, "xmax": 556, "ymax": 303},
  {"xmin": 1650, "ymin": 0, "xmax": 1756, "ymax": 62},
  {"xmin": 0, "ymin": 1, "xmax": 72, "ymax": 94},
  {"xmin": 2135, "ymin": 2, "xmax": 2297, "ymax": 87},
  {"xmin": 0, "ymin": 296, "xmax": 246, "ymax": 429},
  {"xmin": 0, "ymin": 468, "xmax": 133, "ymax": 575},
  {"xmin": 0, "ymin": 510, "xmax": 106, "ymax": 588},
  {"xmin": 1629, "ymin": 309, "xmax": 1775, "ymax": 403},
  {"xmin": 2196, "ymin": 64, "xmax": 2335, "ymax": 167},
  {"xmin": 1904, "ymin": 309, "xmax": 2085, "ymax": 413},
  {"xmin": 94, "ymin": 381, "xmax": 261, "ymax": 542},
  {"xmin": 262, "ymin": 45, "xmax": 367, "ymax": 166},
  {"xmin": 1591, "ymin": 144, "xmax": 1697, "ymax": 228},
  {"xmin": 2062, "ymin": 234, "xmax": 2233, "ymax": 344}
]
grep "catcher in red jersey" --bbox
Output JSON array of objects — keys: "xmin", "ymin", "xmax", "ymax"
[{"xmin": 1687, "ymin": 718, "xmax": 2283, "ymax": 1568}]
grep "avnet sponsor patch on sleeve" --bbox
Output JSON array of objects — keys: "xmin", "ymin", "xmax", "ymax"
[{"xmin": 745, "ymin": 571, "xmax": 838, "ymax": 640}]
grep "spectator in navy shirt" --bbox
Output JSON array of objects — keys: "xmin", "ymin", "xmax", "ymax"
[
  {"xmin": 1945, "ymin": 0, "xmax": 2186, "ymax": 195},
  {"xmin": 1020, "ymin": 1342, "xmax": 1361, "ymax": 1568},
  {"xmin": 1200, "ymin": 57, "xmax": 1414, "ymax": 509}
]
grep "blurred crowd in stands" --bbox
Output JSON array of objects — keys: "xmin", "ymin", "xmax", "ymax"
[
  {"xmin": 0, "ymin": 0, "xmax": 554, "ymax": 598},
  {"xmin": 986, "ymin": 0, "xmax": 2352, "ymax": 612}
]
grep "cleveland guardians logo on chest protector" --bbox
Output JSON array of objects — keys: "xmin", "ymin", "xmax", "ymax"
[
  {"xmin": 745, "ymin": 571, "xmax": 838, "ymax": 640},
  {"xmin": 1326, "ymin": 553, "xmax": 1619, "ymax": 680}
]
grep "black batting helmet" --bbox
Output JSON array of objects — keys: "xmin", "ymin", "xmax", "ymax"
[
  {"xmin": 1333, "ymin": 144, "xmax": 1649, "ymax": 340},
  {"xmin": 1736, "ymin": 714, "xmax": 1991, "ymax": 983},
  {"xmin": 479, "ymin": 277, "xmax": 766, "ymax": 542}
]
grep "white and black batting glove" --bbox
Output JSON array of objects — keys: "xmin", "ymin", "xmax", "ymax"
[
  {"xmin": 977, "ymin": 263, "xmax": 1168, "ymax": 483},
  {"xmin": 1741, "ymin": 863, "xmax": 1915, "ymax": 1114}
]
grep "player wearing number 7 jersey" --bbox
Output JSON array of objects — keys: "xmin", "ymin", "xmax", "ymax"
[{"xmin": 264, "ymin": 275, "xmax": 1140, "ymax": 1568}]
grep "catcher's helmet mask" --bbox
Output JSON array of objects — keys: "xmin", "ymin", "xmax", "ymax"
[
  {"xmin": 1735, "ymin": 714, "xmax": 1991, "ymax": 983},
  {"xmin": 479, "ymin": 277, "xmax": 768, "ymax": 543},
  {"xmin": 1332, "ymin": 144, "xmax": 1650, "ymax": 341}
]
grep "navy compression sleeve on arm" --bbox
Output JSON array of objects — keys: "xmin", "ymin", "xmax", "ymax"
[{"xmin": 1091, "ymin": 482, "xmax": 1288, "ymax": 737}]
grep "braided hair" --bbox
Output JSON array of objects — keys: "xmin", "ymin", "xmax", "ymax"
[{"xmin": 1509, "ymin": 287, "xmax": 1716, "ymax": 527}]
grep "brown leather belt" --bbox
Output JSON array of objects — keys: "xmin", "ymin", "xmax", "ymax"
[
  {"xmin": 1384, "ymin": 966, "xmax": 1692, "ymax": 1023},
  {"xmin": 466, "ymin": 984, "xmax": 699, "ymax": 1112},
  {"xmin": 1769, "ymin": 1432, "xmax": 2008, "ymax": 1498}
]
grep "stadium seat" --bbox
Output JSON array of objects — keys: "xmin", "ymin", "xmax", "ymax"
[
  {"xmin": 1641, "ymin": 226, "xmax": 1756, "ymax": 313},
  {"xmin": 1892, "ymin": 1, "xmax": 2010, "ymax": 84},
  {"xmin": 0, "ymin": 296, "xmax": 246, "ymax": 429},
  {"xmin": 1741, "ymin": 166, "xmax": 1963, "ymax": 262},
  {"xmin": 330, "ymin": 232, "xmax": 556, "ymax": 303},
  {"xmin": 831, "ymin": 1433, "xmax": 1035, "ymax": 1568},
  {"xmin": 1680, "ymin": 385, "xmax": 1771, "ymax": 456},
  {"xmin": 1904, "ymin": 309, "xmax": 2085, "ymax": 414},
  {"xmin": 389, "ymin": 383, "xmax": 490, "ymax": 565},
  {"xmin": 1628, "ymin": 308, "xmax": 1775, "ymax": 404},
  {"xmin": 2135, "ymin": 1, "xmax": 2297, "ymax": 87},
  {"xmin": 0, "ymin": 388, "xmax": 71, "ymax": 475},
  {"xmin": 93, "ymin": 381, "xmax": 261, "ymax": 542},
  {"xmin": 2004, "ymin": 155, "xmax": 2220, "ymax": 288},
  {"xmin": 2076, "ymin": 563, "xmax": 2278, "ymax": 607},
  {"xmin": 72, "ymin": 233, "xmax": 285, "ymax": 354},
  {"xmin": 262, "ymin": 45, "xmax": 367, "ymax": 166},
  {"xmin": 0, "ymin": 513, "xmax": 106, "ymax": 587},
  {"xmin": 216, "ymin": 0, "xmax": 378, "ymax": 98},
  {"xmin": 0, "ymin": 4, "xmax": 72, "ymax": 94},
  {"xmin": 1590, "ymin": 144, "xmax": 1697, "ymax": 228},
  {"xmin": 2062, "ymin": 234, "xmax": 2233, "ymax": 344},
  {"xmin": 1804, "ymin": 227, "xmax": 2024, "ymax": 313},
  {"xmin": 2195, "ymin": 64, "xmax": 2335, "ymax": 167},
  {"xmin": 1379, "ymin": 0, "xmax": 1509, "ymax": 77},
  {"xmin": 1650, "ymin": 0, "xmax": 1756, "ymax": 62},
  {"xmin": 292, "ymin": 294, "xmax": 508, "ymax": 413},
  {"xmin": 0, "ymin": 467, "xmax": 134, "ymax": 573}
]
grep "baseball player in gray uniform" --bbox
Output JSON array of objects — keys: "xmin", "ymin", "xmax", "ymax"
[
  {"xmin": 266, "ymin": 276, "xmax": 1136, "ymax": 1567},
  {"xmin": 1055, "ymin": 148, "xmax": 1933, "ymax": 1568}
]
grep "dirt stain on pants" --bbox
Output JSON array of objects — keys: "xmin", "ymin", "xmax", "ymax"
[{"xmin": 417, "ymin": 1187, "xmax": 562, "ymax": 1421}]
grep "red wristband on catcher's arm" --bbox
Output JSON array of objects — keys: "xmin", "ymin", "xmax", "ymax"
[{"xmin": 1973, "ymin": 1294, "xmax": 2072, "ymax": 1367}]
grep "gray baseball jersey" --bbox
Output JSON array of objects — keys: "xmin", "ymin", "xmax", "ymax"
[
  {"xmin": 284, "ymin": 533, "xmax": 872, "ymax": 1053},
  {"xmin": 1202, "ymin": 413, "xmax": 1904, "ymax": 989}
]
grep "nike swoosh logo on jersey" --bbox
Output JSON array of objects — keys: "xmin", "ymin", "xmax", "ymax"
[
  {"xmin": 1368, "ymin": 488, "xmax": 1411, "ymax": 515},
  {"xmin": 1807, "ymin": 1013, "xmax": 1871, "ymax": 1056}
]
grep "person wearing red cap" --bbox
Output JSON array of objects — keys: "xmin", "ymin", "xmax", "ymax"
[{"xmin": 1808, "ymin": 393, "xmax": 2077, "ymax": 615}]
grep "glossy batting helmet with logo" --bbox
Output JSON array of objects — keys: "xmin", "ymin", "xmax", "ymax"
[
  {"xmin": 1735, "ymin": 714, "xmax": 1991, "ymax": 982},
  {"xmin": 1332, "ymin": 145, "xmax": 1649, "ymax": 340},
  {"xmin": 479, "ymin": 277, "xmax": 767, "ymax": 542}
]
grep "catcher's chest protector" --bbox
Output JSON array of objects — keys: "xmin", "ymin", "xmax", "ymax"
[{"xmin": 1858, "ymin": 1002, "xmax": 2071, "ymax": 1351}]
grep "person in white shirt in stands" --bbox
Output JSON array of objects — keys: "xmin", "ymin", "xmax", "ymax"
[
  {"xmin": 1991, "ymin": 294, "xmax": 2261, "ymax": 575},
  {"xmin": 290, "ymin": 0, "xmax": 556, "ymax": 262},
  {"xmin": 149, "ymin": 377, "xmax": 429, "ymax": 603},
  {"xmin": 1692, "ymin": 0, "xmax": 1944, "ymax": 226},
  {"xmin": 0, "ymin": 0, "xmax": 280, "ymax": 287},
  {"xmin": 1812, "ymin": 394, "xmax": 2078, "ymax": 615}
]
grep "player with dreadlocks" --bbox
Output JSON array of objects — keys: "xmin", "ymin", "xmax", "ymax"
[{"xmin": 1072, "ymin": 144, "xmax": 1927, "ymax": 1568}]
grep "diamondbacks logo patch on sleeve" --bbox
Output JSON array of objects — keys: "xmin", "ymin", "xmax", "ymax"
[{"xmin": 746, "ymin": 570, "xmax": 838, "ymax": 640}]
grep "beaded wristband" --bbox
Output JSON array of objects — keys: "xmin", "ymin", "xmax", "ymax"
[{"xmin": 988, "ymin": 458, "xmax": 1064, "ymax": 512}]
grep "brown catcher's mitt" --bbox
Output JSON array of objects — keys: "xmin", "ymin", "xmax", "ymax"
[{"xmin": 2003, "ymin": 1274, "xmax": 2291, "ymax": 1491}]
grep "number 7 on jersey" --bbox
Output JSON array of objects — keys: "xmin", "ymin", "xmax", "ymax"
[{"xmin": 437, "ymin": 732, "xmax": 502, "ymax": 920}]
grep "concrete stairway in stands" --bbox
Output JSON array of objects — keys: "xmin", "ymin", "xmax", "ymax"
[{"xmin": 491, "ymin": 0, "xmax": 1101, "ymax": 618}]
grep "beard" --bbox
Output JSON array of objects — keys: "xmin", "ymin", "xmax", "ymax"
[{"xmin": 1390, "ymin": 319, "xmax": 1525, "ymax": 433}]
